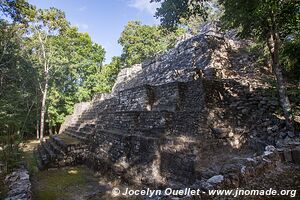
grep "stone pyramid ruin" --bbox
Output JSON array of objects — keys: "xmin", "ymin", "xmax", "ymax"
[{"xmin": 35, "ymin": 23, "xmax": 300, "ymax": 190}]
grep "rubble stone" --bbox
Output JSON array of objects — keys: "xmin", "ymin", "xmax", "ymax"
[{"xmin": 4, "ymin": 166, "xmax": 31, "ymax": 200}]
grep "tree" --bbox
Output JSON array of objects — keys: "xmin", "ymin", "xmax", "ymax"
[
  {"xmin": 94, "ymin": 56, "xmax": 121, "ymax": 93},
  {"xmin": 118, "ymin": 21, "xmax": 185, "ymax": 67},
  {"xmin": 25, "ymin": 7, "xmax": 69, "ymax": 140},
  {"xmin": 46, "ymin": 27, "xmax": 105, "ymax": 133},
  {"xmin": 0, "ymin": 20, "xmax": 36, "ymax": 133},
  {"xmin": 0, "ymin": 0, "xmax": 35, "ymax": 23},
  {"xmin": 0, "ymin": 20, "xmax": 37, "ymax": 170},
  {"xmin": 180, "ymin": 0, "xmax": 222, "ymax": 34},
  {"xmin": 281, "ymin": 34, "xmax": 300, "ymax": 84},
  {"xmin": 153, "ymin": 0, "xmax": 300, "ymax": 132},
  {"xmin": 220, "ymin": 0, "xmax": 299, "ymax": 132},
  {"xmin": 3, "ymin": 4, "xmax": 106, "ymax": 139},
  {"xmin": 151, "ymin": 0, "xmax": 209, "ymax": 29},
  {"xmin": 0, "ymin": 1, "xmax": 107, "ymax": 142}
]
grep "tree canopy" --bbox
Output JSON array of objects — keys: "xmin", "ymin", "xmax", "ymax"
[
  {"xmin": 0, "ymin": 1, "xmax": 113, "ymax": 141},
  {"xmin": 118, "ymin": 21, "xmax": 185, "ymax": 67}
]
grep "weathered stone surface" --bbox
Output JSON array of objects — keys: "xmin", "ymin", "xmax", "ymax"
[
  {"xmin": 35, "ymin": 22, "xmax": 299, "ymax": 194},
  {"xmin": 283, "ymin": 149, "xmax": 293, "ymax": 162},
  {"xmin": 4, "ymin": 166, "xmax": 31, "ymax": 200},
  {"xmin": 207, "ymin": 175, "xmax": 224, "ymax": 185},
  {"xmin": 292, "ymin": 147, "xmax": 300, "ymax": 164}
]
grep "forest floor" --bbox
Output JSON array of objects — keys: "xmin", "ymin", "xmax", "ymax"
[{"xmin": 240, "ymin": 163, "xmax": 300, "ymax": 199}]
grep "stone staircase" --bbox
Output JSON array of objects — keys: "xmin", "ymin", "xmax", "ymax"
[
  {"xmin": 36, "ymin": 134, "xmax": 86, "ymax": 170},
  {"xmin": 35, "ymin": 79, "xmax": 256, "ymax": 184},
  {"xmin": 35, "ymin": 23, "xmax": 299, "ymax": 187}
]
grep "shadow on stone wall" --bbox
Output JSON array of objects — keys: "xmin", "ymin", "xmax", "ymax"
[{"xmin": 60, "ymin": 77, "xmax": 295, "ymax": 187}]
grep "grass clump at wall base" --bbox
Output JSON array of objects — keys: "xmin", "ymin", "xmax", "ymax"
[{"xmin": 33, "ymin": 166, "xmax": 86, "ymax": 200}]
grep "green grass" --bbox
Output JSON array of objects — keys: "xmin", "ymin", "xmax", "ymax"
[
  {"xmin": 33, "ymin": 166, "xmax": 87, "ymax": 200},
  {"xmin": 20, "ymin": 140, "xmax": 90, "ymax": 200}
]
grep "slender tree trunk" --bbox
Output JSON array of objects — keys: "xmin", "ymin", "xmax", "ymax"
[
  {"xmin": 36, "ymin": 119, "xmax": 39, "ymax": 139},
  {"xmin": 40, "ymin": 74, "xmax": 49, "ymax": 141},
  {"xmin": 36, "ymin": 88, "xmax": 40, "ymax": 139},
  {"xmin": 267, "ymin": 30, "xmax": 294, "ymax": 132}
]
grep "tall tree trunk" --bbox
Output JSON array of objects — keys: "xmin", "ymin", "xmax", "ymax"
[
  {"xmin": 36, "ymin": 119, "xmax": 39, "ymax": 139},
  {"xmin": 267, "ymin": 31, "xmax": 294, "ymax": 132},
  {"xmin": 36, "ymin": 88, "xmax": 40, "ymax": 139},
  {"xmin": 40, "ymin": 74, "xmax": 49, "ymax": 141}
]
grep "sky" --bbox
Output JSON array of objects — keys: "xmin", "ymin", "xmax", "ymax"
[{"xmin": 28, "ymin": 0, "xmax": 160, "ymax": 64}]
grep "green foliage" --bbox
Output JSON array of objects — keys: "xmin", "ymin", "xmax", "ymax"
[
  {"xmin": 0, "ymin": 20, "xmax": 37, "ymax": 135},
  {"xmin": 0, "ymin": 20, "xmax": 37, "ymax": 171},
  {"xmin": 119, "ymin": 21, "xmax": 185, "ymax": 67},
  {"xmin": 1, "ymin": 4, "xmax": 107, "ymax": 137},
  {"xmin": 152, "ymin": 0, "xmax": 221, "ymax": 34},
  {"xmin": 281, "ymin": 35, "xmax": 300, "ymax": 82},
  {"xmin": 0, "ymin": 133, "xmax": 23, "ymax": 172},
  {"xmin": 0, "ymin": 0, "xmax": 35, "ymax": 23},
  {"xmin": 46, "ymin": 27, "xmax": 106, "ymax": 128},
  {"xmin": 220, "ymin": 0, "xmax": 300, "ymax": 84},
  {"xmin": 93, "ymin": 56, "xmax": 121, "ymax": 93},
  {"xmin": 151, "ymin": 0, "xmax": 208, "ymax": 29},
  {"xmin": 220, "ymin": 0, "xmax": 300, "ymax": 40}
]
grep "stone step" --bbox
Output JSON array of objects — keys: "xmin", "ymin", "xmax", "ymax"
[
  {"xmin": 65, "ymin": 123, "xmax": 95, "ymax": 133},
  {"xmin": 37, "ymin": 144, "xmax": 49, "ymax": 165},
  {"xmin": 115, "ymin": 81, "xmax": 205, "ymax": 112},
  {"xmin": 94, "ymin": 97, "xmax": 119, "ymax": 112},
  {"xmin": 69, "ymin": 122, "xmax": 82, "ymax": 128},
  {"xmin": 64, "ymin": 126, "xmax": 90, "ymax": 138},
  {"xmin": 50, "ymin": 135, "xmax": 68, "ymax": 151},
  {"xmin": 73, "ymin": 119, "xmax": 90, "ymax": 125},
  {"xmin": 77, "ymin": 115, "xmax": 97, "ymax": 121},
  {"xmin": 96, "ymin": 111, "xmax": 173, "ymax": 131},
  {"xmin": 36, "ymin": 156, "xmax": 44, "ymax": 170},
  {"xmin": 94, "ymin": 128, "xmax": 164, "ymax": 140},
  {"xmin": 34, "ymin": 148, "xmax": 45, "ymax": 170},
  {"xmin": 65, "ymin": 130, "xmax": 87, "ymax": 141},
  {"xmin": 41, "ymin": 142, "xmax": 56, "ymax": 160},
  {"xmin": 80, "ymin": 111, "xmax": 96, "ymax": 116},
  {"xmin": 65, "ymin": 126, "xmax": 79, "ymax": 132},
  {"xmin": 36, "ymin": 134, "xmax": 85, "ymax": 171},
  {"xmin": 53, "ymin": 134, "xmax": 83, "ymax": 151},
  {"xmin": 47, "ymin": 138, "xmax": 66, "ymax": 155},
  {"xmin": 78, "ymin": 129, "xmax": 93, "ymax": 137},
  {"xmin": 79, "ymin": 124, "xmax": 95, "ymax": 132}
]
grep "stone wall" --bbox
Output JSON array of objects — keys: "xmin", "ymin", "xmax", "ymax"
[
  {"xmin": 4, "ymin": 166, "xmax": 32, "ymax": 200},
  {"xmin": 53, "ymin": 23, "xmax": 299, "ymax": 189},
  {"xmin": 57, "ymin": 78, "xmax": 291, "ymax": 186}
]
